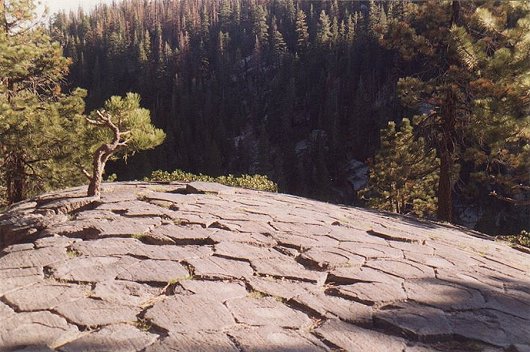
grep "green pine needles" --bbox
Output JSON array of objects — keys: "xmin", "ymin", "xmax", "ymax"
[
  {"xmin": 0, "ymin": 0, "xmax": 88, "ymax": 203},
  {"xmin": 360, "ymin": 118, "xmax": 439, "ymax": 218},
  {"xmin": 82, "ymin": 93, "xmax": 166, "ymax": 197},
  {"xmin": 0, "ymin": 0, "xmax": 165, "ymax": 203}
]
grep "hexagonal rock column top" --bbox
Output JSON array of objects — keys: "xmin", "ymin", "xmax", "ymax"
[{"xmin": 0, "ymin": 182, "xmax": 528, "ymax": 352}]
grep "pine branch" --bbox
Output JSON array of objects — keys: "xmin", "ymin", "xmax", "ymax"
[
  {"xmin": 77, "ymin": 165, "xmax": 92, "ymax": 181},
  {"xmin": 85, "ymin": 117, "xmax": 105, "ymax": 125},
  {"xmin": 490, "ymin": 191, "xmax": 530, "ymax": 206}
]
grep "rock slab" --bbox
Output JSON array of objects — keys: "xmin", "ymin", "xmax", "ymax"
[{"xmin": 0, "ymin": 182, "xmax": 528, "ymax": 351}]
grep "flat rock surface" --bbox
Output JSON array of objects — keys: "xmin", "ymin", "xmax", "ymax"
[{"xmin": 0, "ymin": 182, "xmax": 528, "ymax": 351}]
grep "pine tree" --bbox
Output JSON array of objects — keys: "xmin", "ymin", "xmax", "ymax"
[
  {"xmin": 219, "ymin": 1, "xmax": 232, "ymax": 28},
  {"xmin": 82, "ymin": 93, "xmax": 166, "ymax": 197},
  {"xmin": 331, "ymin": 17, "xmax": 339, "ymax": 45},
  {"xmin": 0, "ymin": 0, "xmax": 89, "ymax": 203},
  {"xmin": 345, "ymin": 14, "xmax": 356, "ymax": 47},
  {"xmin": 253, "ymin": 5, "xmax": 269, "ymax": 45},
  {"xmin": 137, "ymin": 30, "xmax": 151, "ymax": 65},
  {"xmin": 270, "ymin": 17, "xmax": 287, "ymax": 61},
  {"xmin": 218, "ymin": 31, "xmax": 230, "ymax": 55},
  {"xmin": 282, "ymin": 0, "xmax": 295, "ymax": 23},
  {"xmin": 377, "ymin": 0, "xmax": 530, "ymax": 221},
  {"xmin": 255, "ymin": 124, "xmax": 273, "ymax": 176},
  {"xmin": 368, "ymin": 2, "xmax": 387, "ymax": 39},
  {"xmin": 46, "ymin": 0, "xmax": 529, "ymax": 233},
  {"xmin": 311, "ymin": 137, "xmax": 332, "ymax": 201},
  {"xmin": 295, "ymin": 9, "xmax": 309, "ymax": 54},
  {"xmin": 317, "ymin": 10, "xmax": 332, "ymax": 48},
  {"xmin": 360, "ymin": 118, "xmax": 439, "ymax": 217},
  {"xmin": 461, "ymin": 4, "xmax": 530, "ymax": 206}
]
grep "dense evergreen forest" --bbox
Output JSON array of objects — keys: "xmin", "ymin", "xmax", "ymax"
[
  {"xmin": 51, "ymin": 0, "xmax": 402, "ymax": 199},
  {"xmin": 1, "ymin": 0, "xmax": 528, "ymax": 235}
]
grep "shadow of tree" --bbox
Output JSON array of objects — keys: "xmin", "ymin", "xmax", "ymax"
[
  {"xmin": 2, "ymin": 273, "xmax": 528, "ymax": 352},
  {"xmin": 322, "ymin": 274, "xmax": 529, "ymax": 351}
]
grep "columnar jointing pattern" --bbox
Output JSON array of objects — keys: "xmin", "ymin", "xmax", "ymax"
[{"xmin": 0, "ymin": 182, "xmax": 528, "ymax": 351}]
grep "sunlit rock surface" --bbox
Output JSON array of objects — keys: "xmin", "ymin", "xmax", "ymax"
[{"xmin": 0, "ymin": 182, "xmax": 528, "ymax": 351}]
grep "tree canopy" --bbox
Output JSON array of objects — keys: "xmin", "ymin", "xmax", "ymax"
[
  {"xmin": 0, "ymin": 0, "xmax": 165, "ymax": 203},
  {"xmin": 360, "ymin": 118, "xmax": 439, "ymax": 218},
  {"xmin": 0, "ymin": 0, "xmax": 89, "ymax": 203},
  {"xmin": 83, "ymin": 93, "xmax": 165, "ymax": 197},
  {"xmin": 375, "ymin": 0, "xmax": 530, "ymax": 222}
]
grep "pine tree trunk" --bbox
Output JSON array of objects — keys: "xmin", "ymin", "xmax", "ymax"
[
  {"xmin": 85, "ymin": 110, "xmax": 123, "ymax": 198},
  {"xmin": 435, "ymin": 2, "xmax": 461, "ymax": 223},
  {"xmin": 87, "ymin": 146, "xmax": 109, "ymax": 197},
  {"xmin": 6, "ymin": 152, "xmax": 25, "ymax": 204},
  {"xmin": 437, "ymin": 150, "xmax": 452, "ymax": 222},
  {"xmin": 438, "ymin": 87, "xmax": 456, "ymax": 223}
]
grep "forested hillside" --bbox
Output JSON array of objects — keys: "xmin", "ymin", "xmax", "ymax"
[
  {"xmin": 51, "ymin": 0, "xmax": 402, "ymax": 199},
  {"xmin": 42, "ymin": 0, "xmax": 530, "ymax": 233}
]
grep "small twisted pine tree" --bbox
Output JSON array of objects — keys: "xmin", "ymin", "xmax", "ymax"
[
  {"xmin": 360, "ymin": 118, "xmax": 440, "ymax": 217},
  {"xmin": 82, "ymin": 93, "xmax": 165, "ymax": 197}
]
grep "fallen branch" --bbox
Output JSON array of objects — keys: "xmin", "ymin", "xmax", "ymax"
[{"xmin": 490, "ymin": 191, "xmax": 530, "ymax": 206}]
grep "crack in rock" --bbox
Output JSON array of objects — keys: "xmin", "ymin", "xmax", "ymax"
[{"xmin": 0, "ymin": 182, "xmax": 528, "ymax": 351}]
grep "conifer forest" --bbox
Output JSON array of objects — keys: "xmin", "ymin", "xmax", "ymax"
[{"xmin": 1, "ymin": 0, "xmax": 529, "ymax": 236}]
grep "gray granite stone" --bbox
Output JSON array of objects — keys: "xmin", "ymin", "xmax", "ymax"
[
  {"xmin": 91, "ymin": 280, "xmax": 162, "ymax": 307},
  {"xmin": 145, "ymin": 295, "xmax": 236, "ymax": 332},
  {"xmin": 0, "ymin": 182, "xmax": 528, "ymax": 351},
  {"xmin": 49, "ymin": 256, "xmax": 139, "ymax": 283},
  {"xmin": 0, "ymin": 311, "xmax": 79, "ymax": 350},
  {"xmin": 60, "ymin": 324, "xmax": 157, "ymax": 352},
  {"xmin": 177, "ymin": 280, "xmax": 248, "ymax": 302},
  {"xmin": 449, "ymin": 309, "xmax": 530, "ymax": 348},
  {"xmin": 365, "ymin": 259, "xmax": 435, "ymax": 279},
  {"xmin": 225, "ymin": 296, "xmax": 312, "ymax": 328},
  {"xmin": 0, "ymin": 246, "xmax": 68, "ymax": 269},
  {"xmin": 374, "ymin": 303, "xmax": 453, "ymax": 342},
  {"xmin": 251, "ymin": 258, "xmax": 327, "ymax": 284},
  {"xmin": 315, "ymin": 318, "xmax": 407, "ymax": 351},
  {"xmin": 186, "ymin": 255, "xmax": 254, "ymax": 279},
  {"xmin": 293, "ymin": 292, "xmax": 373, "ymax": 325},
  {"xmin": 228, "ymin": 326, "xmax": 328, "ymax": 352},
  {"xmin": 116, "ymin": 259, "xmax": 189, "ymax": 283},
  {"xmin": 54, "ymin": 298, "xmax": 140, "ymax": 327},
  {"xmin": 247, "ymin": 276, "xmax": 317, "ymax": 300},
  {"xmin": 404, "ymin": 279, "xmax": 486, "ymax": 311},
  {"xmin": 4, "ymin": 283, "xmax": 88, "ymax": 311},
  {"xmin": 149, "ymin": 223, "xmax": 214, "ymax": 244},
  {"xmin": 331, "ymin": 281, "xmax": 407, "ymax": 306},
  {"xmin": 145, "ymin": 332, "xmax": 239, "ymax": 352}
]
